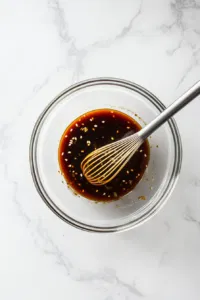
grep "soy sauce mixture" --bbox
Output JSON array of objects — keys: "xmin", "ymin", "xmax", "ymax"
[{"xmin": 58, "ymin": 109, "xmax": 150, "ymax": 201}]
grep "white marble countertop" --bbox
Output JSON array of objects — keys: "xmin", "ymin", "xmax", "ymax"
[{"xmin": 1, "ymin": 0, "xmax": 200, "ymax": 299}]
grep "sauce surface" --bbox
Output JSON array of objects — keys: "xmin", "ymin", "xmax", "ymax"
[{"xmin": 58, "ymin": 109, "xmax": 149, "ymax": 201}]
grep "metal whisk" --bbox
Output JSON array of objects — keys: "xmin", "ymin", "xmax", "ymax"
[{"xmin": 81, "ymin": 82, "xmax": 200, "ymax": 185}]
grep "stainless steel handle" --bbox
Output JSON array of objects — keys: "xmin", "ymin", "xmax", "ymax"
[{"xmin": 139, "ymin": 81, "xmax": 200, "ymax": 140}]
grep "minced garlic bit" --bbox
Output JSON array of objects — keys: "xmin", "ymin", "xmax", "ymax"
[
  {"xmin": 81, "ymin": 127, "xmax": 88, "ymax": 132},
  {"xmin": 86, "ymin": 140, "xmax": 91, "ymax": 146}
]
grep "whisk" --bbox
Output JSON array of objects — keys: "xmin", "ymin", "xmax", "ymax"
[{"xmin": 81, "ymin": 82, "xmax": 200, "ymax": 185}]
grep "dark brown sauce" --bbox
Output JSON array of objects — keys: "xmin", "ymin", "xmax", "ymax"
[{"xmin": 58, "ymin": 109, "xmax": 150, "ymax": 201}]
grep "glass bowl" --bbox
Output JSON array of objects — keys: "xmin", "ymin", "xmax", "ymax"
[{"xmin": 30, "ymin": 78, "xmax": 182, "ymax": 233}]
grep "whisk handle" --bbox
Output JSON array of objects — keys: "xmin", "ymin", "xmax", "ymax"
[{"xmin": 139, "ymin": 81, "xmax": 200, "ymax": 140}]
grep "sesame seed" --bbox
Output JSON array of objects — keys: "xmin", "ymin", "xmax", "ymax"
[
  {"xmin": 64, "ymin": 158, "xmax": 68, "ymax": 161},
  {"xmin": 81, "ymin": 150, "xmax": 84, "ymax": 153},
  {"xmin": 92, "ymin": 128, "xmax": 95, "ymax": 131},
  {"xmin": 90, "ymin": 117, "xmax": 94, "ymax": 121},
  {"xmin": 68, "ymin": 151, "xmax": 71, "ymax": 154},
  {"xmin": 80, "ymin": 173, "xmax": 83, "ymax": 177},
  {"xmin": 126, "ymin": 170, "xmax": 130, "ymax": 174},
  {"xmin": 138, "ymin": 195, "xmax": 146, "ymax": 200},
  {"xmin": 75, "ymin": 123, "xmax": 79, "ymax": 127},
  {"xmin": 102, "ymin": 120, "xmax": 105, "ymax": 123},
  {"xmin": 86, "ymin": 140, "xmax": 91, "ymax": 146},
  {"xmin": 74, "ymin": 157, "xmax": 77, "ymax": 160},
  {"xmin": 96, "ymin": 189, "xmax": 98, "ymax": 192},
  {"xmin": 144, "ymin": 154, "xmax": 147, "ymax": 157},
  {"xmin": 68, "ymin": 164, "xmax": 72, "ymax": 168},
  {"xmin": 70, "ymin": 128, "xmax": 73, "ymax": 132},
  {"xmin": 111, "ymin": 137, "xmax": 114, "ymax": 140},
  {"xmin": 82, "ymin": 189, "xmax": 85, "ymax": 193},
  {"xmin": 139, "ymin": 149, "xmax": 143, "ymax": 152},
  {"xmin": 127, "ymin": 126, "xmax": 130, "ymax": 129},
  {"xmin": 61, "ymin": 152, "xmax": 64, "ymax": 156},
  {"xmin": 80, "ymin": 136, "xmax": 83, "ymax": 139},
  {"xmin": 103, "ymin": 193, "xmax": 106, "ymax": 196},
  {"xmin": 116, "ymin": 130, "xmax": 119, "ymax": 134},
  {"xmin": 131, "ymin": 169, "xmax": 134, "ymax": 172},
  {"xmin": 94, "ymin": 124, "xmax": 98, "ymax": 128},
  {"xmin": 65, "ymin": 135, "xmax": 68, "ymax": 138}
]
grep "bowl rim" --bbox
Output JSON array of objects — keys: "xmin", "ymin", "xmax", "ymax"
[{"xmin": 29, "ymin": 77, "xmax": 182, "ymax": 233}]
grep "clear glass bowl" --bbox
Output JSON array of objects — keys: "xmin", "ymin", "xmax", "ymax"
[{"xmin": 30, "ymin": 78, "xmax": 182, "ymax": 233}]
